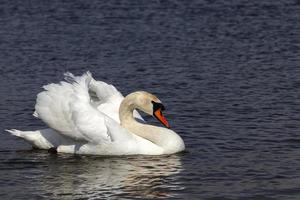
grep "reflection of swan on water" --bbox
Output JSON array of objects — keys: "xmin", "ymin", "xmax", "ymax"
[
  {"xmin": 7, "ymin": 72, "xmax": 185, "ymax": 155},
  {"xmin": 39, "ymin": 154, "xmax": 184, "ymax": 199}
]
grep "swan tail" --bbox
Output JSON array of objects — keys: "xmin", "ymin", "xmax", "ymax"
[
  {"xmin": 6, "ymin": 129, "xmax": 23, "ymax": 137},
  {"xmin": 5, "ymin": 129, "xmax": 54, "ymax": 149}
]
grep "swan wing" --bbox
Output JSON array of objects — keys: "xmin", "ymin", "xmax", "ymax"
[
  {"xmin": 87, "ymin": 76, "xmax": 124, "ymax": 123},
  {"xmin": 34, "ymin": 72, "xmax": 112, "ymax": 143},
  {"xmin": 87, "ymin": 75, "xmax": 144, "ymax": 123}
]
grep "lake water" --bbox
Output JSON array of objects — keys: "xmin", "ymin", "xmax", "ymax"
[{"xmin": 0, "ymin": 0, "xmax": 300, "ymax": 199}]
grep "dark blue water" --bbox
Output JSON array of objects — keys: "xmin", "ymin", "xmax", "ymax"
[{"xmin": 1, "ymin": 0, "xmax": 300, "ymax": 199}]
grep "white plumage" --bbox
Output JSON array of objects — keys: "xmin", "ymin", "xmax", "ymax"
[{"xmin": 6, "ymin": 72, "xmax": 185, "ymax": 155}]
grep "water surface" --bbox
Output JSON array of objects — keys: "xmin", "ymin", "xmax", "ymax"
[{"xmin": 0, "ymin": 0, "xmax": 300, "ymax": 199}]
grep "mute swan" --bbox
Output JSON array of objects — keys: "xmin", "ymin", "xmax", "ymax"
[{"xmin": 6, "ymin": 72, "xmax": 185, "ymax": 155}]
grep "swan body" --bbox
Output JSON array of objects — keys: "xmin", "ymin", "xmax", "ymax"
[{"xmin": 6, "ymin": 72, "xmax": 185, "ymax": 155}]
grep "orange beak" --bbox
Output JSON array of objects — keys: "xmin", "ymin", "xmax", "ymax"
[{"xmin": 154, "ymin": 108, "xmax": 170, "ymax": 128}]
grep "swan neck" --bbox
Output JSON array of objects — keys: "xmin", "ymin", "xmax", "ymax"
[
  {"xmin": 119, "ymin": 93, "xmax": 157, "ymax": 143},
  {"xmin": 119, "ymin": 94, "xmax": 136, "ymax": 125},
  {"xmin": 119, "ymin": 92, "xmax": 185, "ymax": 154}
]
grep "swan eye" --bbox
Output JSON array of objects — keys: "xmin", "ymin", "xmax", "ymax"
[{"xmin": 151, "ymin": 101, "xmax": 165, "ymax": 112}]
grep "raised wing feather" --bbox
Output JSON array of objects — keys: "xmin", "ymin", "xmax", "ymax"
[
  {"xmin": 34, "ymin": 72, "xmax": 112, "ymax": 143},
  {"xmin": 88, "ymin": 78, "xmax": 124, "ymax": 123},
  {"xmin": 88, "ymin": 76, "xmax": 144, "ymax": 123}
]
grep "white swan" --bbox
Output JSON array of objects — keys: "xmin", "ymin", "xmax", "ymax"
[{"xmin": 6, "ymin": 72, "xmax": 185, "ymax": 155}]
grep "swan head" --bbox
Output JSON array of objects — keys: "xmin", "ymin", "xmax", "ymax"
[
  {"xmin": 151, "ymin": 100, "xmax": 170, "ymax": 129},
  {"xmin": 125, "ymin": 91, "xmax": 170, "ymax": 128}
]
